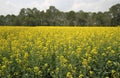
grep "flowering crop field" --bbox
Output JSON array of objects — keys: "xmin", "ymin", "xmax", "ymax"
[{"xmin": 0, "ymin": 27, "xmax": 120, "ymax": 78}]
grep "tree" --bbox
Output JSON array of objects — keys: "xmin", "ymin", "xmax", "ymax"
[
  {"xmin": 0, "ymin": 4, "xmax": 119, "ymax": 26},
  {"xmin": 0, "ymin": 15, "xmax": 5, "ymax": 25},
  {"xmin": 109, "ymin": 3, "xmax": 120, "ymax": 26},
  {"xmin": 46, "ymin": 6, "xmax": 61, "ymax": 26},
  {"xmin": 66, "ymin": 11, "xmax": 76, "ymax": 26},
  {"xmin": 18, "ymin": 8, "xmax": 27, "ymax": 25},
  {"xmin": 4, "ymin": 15, "xmax": 16, "ymax": 26},
  {"xmin": 102, "ymin": 12, "xmax": 111, "ymax": 26},
  {"xmin": 76, "ymin": 10, "xmax": 87, "ymax": 26}
]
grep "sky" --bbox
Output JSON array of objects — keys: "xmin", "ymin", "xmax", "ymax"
[{"xmin": 0, "ymin": 0, "xmax": 120, "ymax": 15}]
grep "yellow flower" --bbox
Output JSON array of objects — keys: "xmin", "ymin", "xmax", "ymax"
[
  {"xmin": 34, "ymin": 66, "xmax": 39, "ymax": 72},
  {"xmin": 51, "ymin": 71, "xmax": 54, "ymax": 76},
  {"xmin": 111, "ymin": 70, "xmax": 116, "ymax": 73},
  {"xmin": 82, "ymin": 59, "xmax": 88, "ymax": 66},
  {"xmin": 44, "ymin": 63, "xmax": 48, "ymax": 67},
  {"xmin": 93, "ymin": 51, "xmax": 98, "ymax": 55},
  {"xmin": 102, "ymin": 53, "xmax": 106, "ymax": 56},
  {"xmin": 55, "ymin": 67, "xmax": 59, "ymax": 72},
  {"xmin": 38, "ymin": 71, "xmax": 42, "ymax": 76},
  {"xmin": 107, "ymin": 60, "xmax": 112, "ymax": 64},
  {"xmin": 107, "ymin": 46, "xmax": 111, "ymax": 50},
  {"xmin": 68, "ymin": 64, "xmax": 73, "ymax": 69},
  {"xmin": 0, "ymin": 70, "xmax": 2, "ymax": 76},
  {"xmin": 1, "ymin": 65, "xmax": 6, "ymax": 69},
  {"xmin": 89, "ymin": 71, "xmax": 94, "ymax": 75},
  {"xmin": 16, "ymin": 59, "xmax": 22, "ymax": 63},
  {"xmin": 66, "ymin": 72, "xmax": 73, "ymax": 78},
  {"xmin": 46, "ymin": 68, "xmax": 50, "ymax": 72},
  {"xmin": 85, "ymin": 53, "xmax": 90, "ymax": 57},
  {"xmin": 24, "ymin": 52, "xmax": 29, "ymax": 59},
  {"xmin": 79, "ymin": 74, "xmax": 84, "ymax": 78},
  {"xmin": 91, "ymin": 48, "xmax": 98, "ymax": 55},
  {"xmin": 88, "ymin": 57, "xmax": 92, "ymax": 61},
  {"xmin": 3, "ymin": 57, "xmax": 7, "ymax": 61},
  {"xmin": 60, "ymin": 55, "xmax": 68, "ymax": 63},
  {"xmin": 14, "ymin": 72, "xmax": 19, "ymax": 75},
  {"xmin": 111, "ymin": 50, "xmax": 115, "ymax": 54}
]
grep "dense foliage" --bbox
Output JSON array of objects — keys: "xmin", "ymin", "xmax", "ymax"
[
  {"xmin": 0, "ymin": 27, "xmax": 120, "ymax": 78},
  {"xmin": 0, "ymin": 3, "xmax": 120, "ymax": 26}
]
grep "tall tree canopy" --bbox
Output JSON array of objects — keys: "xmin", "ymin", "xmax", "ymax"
[
  {"xmin": 0, "ymin": 4, "xmax": 120, "ymax": 26},
  {"xmin": 110, "ymin": 4, "xmax": 120, "ymax": 26}
]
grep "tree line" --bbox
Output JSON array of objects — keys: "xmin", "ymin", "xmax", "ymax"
[{"xmin": 0, "ymin": 3, "xmax": 120, "ymax": 26}]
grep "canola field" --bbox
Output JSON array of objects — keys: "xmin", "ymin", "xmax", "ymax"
[{"xmin": 0, "ymin": 27, "xmax": 120, "ymax": 78}]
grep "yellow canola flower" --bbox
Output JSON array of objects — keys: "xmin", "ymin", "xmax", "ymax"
[
  {"xmin": 55, "ymin": 67, "xmax": 59, "ymax": 72},
  {"xmin": 60, "ymin": 55, "xmax": 68, "ymax": 63},
  {"xmin": 68, "ymin": 64, "xmax": 73, "ymax": 69},
  {"xmin": 91, "ymin": 48, "xmax": 98, "ymax": 55},
  {"xmin": 85, "ymin": 53, "xmax": 90, "ymax": 57},
  {"xmin": 16, "ymin": 59, "xmax": 22, "ymax": 64},
  {"xmin": 14, "ymin": 72, "xmax": 19, "ymax": 75},
  {"xmin": 44, "ymin": 63, "xmax": 48, "ymax": 67},
  {"xmin": 89, "ymin": 71, "xmax": 94, "ymax": 75},
  {"xmin": 88, "ymin": 56, "xmax": 92, "ymax": 61},
  {"xmin": 2, "ymin": 57, "xmax": 7, "ymax": 61},
  {"xmin": 1, "ymin": 65, "xmax": 6, "ymax": 70},
  {"xmin": 34, "ymin": 66, "xmax": 39, "ymax": 72},
  {"xmin": 107, "ymin": 60, "xmax": 112, "ymax": 64},
  {"xmin": 79, "ymin": 74, "xmax": 84, "ymax": 78},
  {"xmin": 0, "ymin": 27, "xmax": 119, "ymax": 77},
  {"xmin": 102, "ymin": 53, "xmax": 106, "ymax": 56},
  {"xmin": 111, "ymin": 50, "xmax": 115, "ymax": 54},
  {"xmin": 24, "ymin": 52, "xmax": 29, "ymax": 59},
  {"xmin": 66, "ymin": 72, "xmax": 73, "ymax": 78},
  {"xmin": 107, "ymin": 46, "xmax": 112, "ymax": 50},
  {"xmin": 82, "ymin": 59, "xmax": 88, "ymax": 66},
  {"xmin": 111, "ymin": 70, "xmax": 116, "ymax": 73}
]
